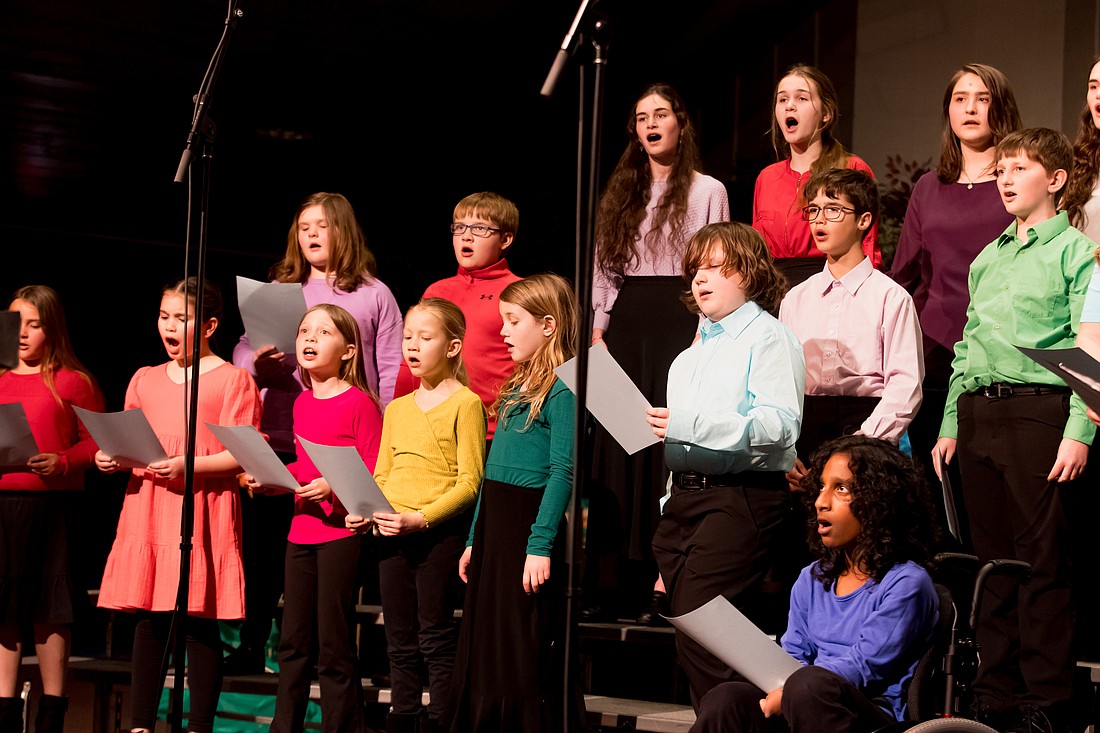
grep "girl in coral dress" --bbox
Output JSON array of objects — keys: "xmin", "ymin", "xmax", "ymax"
[{"xmin": 95, "ymin": 277, "xmax": 261, "ymax": 733}]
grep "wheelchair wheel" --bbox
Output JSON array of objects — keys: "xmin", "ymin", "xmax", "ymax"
[{"xmin": 904, "ymin": 718, "xmax": 1000, "ymax": 732}]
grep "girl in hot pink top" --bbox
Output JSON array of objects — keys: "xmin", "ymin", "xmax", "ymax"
[
  {"xmin": 753, "ymin": 64, "xmax": 880, "ymax": 285},
  {"xmin": 247, "ymin": 303, "xmax": 382, "ymax": 733},
  {"xmin": 0, "ymin": 285, "xmax": 104, "ymax": 733},
  {"xmin": 95, "ymin": 277, "xmax": 261, "ymax": 733}
]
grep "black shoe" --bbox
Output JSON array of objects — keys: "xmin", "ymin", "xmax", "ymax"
[
  {"xmin": 635, "ymin": 591, "xmax": 670, "ymax": 626},
  {"xmin": 579, "ymin": 602, "xmax": 607, "ymax": 622},
  {"xmin": 970, "ymin": 696, "xmax": 1013, "ymax": 731},
  {"xmin": 1010, "ymin": 704, "xmax": 1067, "ymax": 733}
]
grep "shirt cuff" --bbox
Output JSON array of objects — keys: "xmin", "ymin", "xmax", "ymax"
[
  {"xmin": 593, "ymin": 310, "xmax": 611, "ymax": 332},
  {"xmin": 1064, "ymin": 414, "xmax": 1097, "ymax": 446}
]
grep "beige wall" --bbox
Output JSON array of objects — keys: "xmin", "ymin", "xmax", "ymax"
[{"xmin": 852, "ymin": 0, "xmax": 1095, "ymax": 177}]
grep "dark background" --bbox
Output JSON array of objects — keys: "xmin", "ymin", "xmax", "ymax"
[{"xmin": 1, "ymin": 0, "xmax": 855, "ymax": 589}]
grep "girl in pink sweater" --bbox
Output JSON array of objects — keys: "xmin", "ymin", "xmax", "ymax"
[{"xmin": 249, "ymin": 303, "xmax": 383, "ymax": 733}]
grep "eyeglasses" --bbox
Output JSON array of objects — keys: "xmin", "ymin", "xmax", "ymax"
[
  {"xmin": 800, "ymin": 204, "xmax": 857, "ymax": 222},
  {"xmin": 450, "ymin": 223, "xmax": 503, "ymax": 238}
]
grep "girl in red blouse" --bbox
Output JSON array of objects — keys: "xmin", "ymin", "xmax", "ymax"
[{"xmin": 0, "ymin": 285, "xmax": 105, "ymax": 733}]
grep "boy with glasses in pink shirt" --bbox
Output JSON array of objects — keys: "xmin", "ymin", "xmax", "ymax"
[{"xmin": 778, "ymin": 168, "xmax": 924, "ymax": 576}]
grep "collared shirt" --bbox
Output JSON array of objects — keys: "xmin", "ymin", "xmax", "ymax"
[
  {"xmin": 664, "ymin": 300, "xmax": 805, "ymax": 475},
  {"xmin": 940, "ymin": 211, "xmax": 1097, "ymax": 444},
  {"xmin": 889, "ymin": 172, "xmax": 1013, "ymax": 383},
  {"xmin": 752, "ymin": 156, "xmax": 881, "ymax": 266},
  {"xmin": 779, "ymin": 257, "xmax": 924, "ymax": 443}
]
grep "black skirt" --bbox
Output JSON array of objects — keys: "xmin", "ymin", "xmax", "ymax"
[
  {"xmin": 774, "ymin": 256, "xmax": 825, "ymax": 290},
  {"xmin": 0, "ymin": 491, "xmax": 87, "ymax": 627},
  {"xmin": 447, "ymin": 480, "xmax": 585, "ymax": 733}
]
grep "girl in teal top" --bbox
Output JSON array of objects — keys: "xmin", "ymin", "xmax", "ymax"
[{"xmin": 448, "ymin": 273, "xmax": 585, "ymax": 733}]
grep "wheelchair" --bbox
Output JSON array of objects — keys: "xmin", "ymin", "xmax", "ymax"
[{"xmin": 879, "ymin": 552, "xmax": 1031, "ymax": 732}]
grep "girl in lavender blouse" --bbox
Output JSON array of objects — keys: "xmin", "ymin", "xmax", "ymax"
[{"xmin": 585, "ymin": 83, "xmax": 729, "ymax": 623}]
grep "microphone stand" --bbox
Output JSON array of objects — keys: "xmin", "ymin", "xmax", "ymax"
[
  {"xmin": 168, "ymin": 3, "xmax": 242, "ymax": 731},
  {"xmin": 540, "ymin": 5, "xmax": 609, "ymax": 732}
]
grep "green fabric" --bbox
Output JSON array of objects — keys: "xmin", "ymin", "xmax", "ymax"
[
  {"xmin": 153, "ymin": 621, "xmax": 323, "ymax": 731},
  {"xmin": 940, "ymin": 211, "xmax": 1097, "ymax": 444},
  {"xmin": 467, "ymin": 379, "xmax": 577, "ymax": 555}
]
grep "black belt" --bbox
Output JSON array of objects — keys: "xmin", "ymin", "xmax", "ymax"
[
  {"xmin": 976, "ymin": 383, "xmax": 1070, "ymax": 399},
  {"xmin": 672, "ymin": 470, "xmax": 786, "ymax": 491}
]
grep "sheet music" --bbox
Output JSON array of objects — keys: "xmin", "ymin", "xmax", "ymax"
[
  {"xmin": 72, "ymin": 406, "xmax": 168, "ymax": 469},
  {"xmin": 236, "ymin": 276, "xmax": 308, "ymax": 355},
  {"xmin": 297, "ymin": 436, "xmax": 394, "ymax": 517},
  {"xmin": 206, "ymin": 423, "xmax": 299, "ymax": 493},
  {"xmin": 1016, "ymin": 345, "xmax": 1100, "ymax": 413},
  {"xmin": 665, "ymin": 595, "xmax": 801, "ymax": 692},
  {"xmin": 555, "ymin": 345, "xmax": 661, "ymax": 455},
  {"xmin": 0, "ymin": 402, "xmax": 39, "ymax": 468}
]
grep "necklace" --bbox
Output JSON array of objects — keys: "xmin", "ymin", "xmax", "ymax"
[{"xmin": 962, "ymin": 169, "xmax": 975, "ymax": 190}]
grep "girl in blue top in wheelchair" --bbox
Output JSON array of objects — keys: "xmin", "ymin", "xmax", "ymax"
[{"xmin": 691, "ymin": 435, "xmax": 940, "ymax": 733}]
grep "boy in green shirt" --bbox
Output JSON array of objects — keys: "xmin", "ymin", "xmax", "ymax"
[{"xmin": 933, "ymin": 128, "xmax": 1095, "ymax": 733}]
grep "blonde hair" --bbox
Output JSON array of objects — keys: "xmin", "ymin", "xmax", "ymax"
[
  {"xmin": 296, "ymin": 303, "xmax": 378, "ymax": 405},
  {"xmin": 272, "ymin": 192, "xmax": 377, "ymax": 292},
  {"xmin": 407, "ymin": 298, "xmax": 469, "ymax": 386},
  {"xmin": 494, "ymin": 273, "xmax": 577, "ymax": 429},
  {"xmin": 453, "ymin": 192, "xmax": 519, "ymax": 235}
]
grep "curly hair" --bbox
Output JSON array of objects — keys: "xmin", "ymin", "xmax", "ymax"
[
  {"xmin": 799, "ymin": 435, "xmax": 939, "ymax": 590},
  {"xmin": 594, "ymin": 83, "xmax": 702, "ymax": 279},
  {"xmin": 1065, "ymin": 56, "xmax": 1100, "ymax": 235}
]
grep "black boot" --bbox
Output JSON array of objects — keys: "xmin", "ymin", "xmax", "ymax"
[
  {"xmin": 635, "ymin": 590, "xmax": 670, "ymax": 626},
  {"xmin": 0, "ymin": 697, "xmax": 25, "ymax": 733},
  {"xmin": 384, "ymin": 712, "xmax": 420, "ymax": 733},
  {"xmin": 34, "ymin": 695, "xmax": 68, "ymax": 733}
]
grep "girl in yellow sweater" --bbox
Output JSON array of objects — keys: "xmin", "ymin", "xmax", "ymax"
[{"xmin": 347, "ymin": 297, "xmax": 487, "ymax": 733}]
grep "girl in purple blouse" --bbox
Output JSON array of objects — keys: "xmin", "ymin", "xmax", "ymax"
[{"xmin": 889, "ymin": 63, "xmax": 1020, "ymax": 481}]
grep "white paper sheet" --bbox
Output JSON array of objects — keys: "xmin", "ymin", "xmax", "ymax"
[
  {"xmin": 236, "ymin": 276, "xmax": 308, "ymax": 355},
  {"xmin": 554, "ymin": 345, "xmax": 660, "ymax": 455},
  {"xmin": 206, "ymin": 423, "xmax": 299, "ymax": 493},
  {"xmin": 0, "ymin": 402, "xmax": 40, "ymax": 468},
  {"xmin": 665, "ymin": 595, "xmax": 801, "ymax": 692},
  {"xmin": 297, "ymin": 435, "xmax": 394, "ymax": 517},
  {"xmin": 72, "ymin": 405, "xmax": 168, "ymax": 469}
]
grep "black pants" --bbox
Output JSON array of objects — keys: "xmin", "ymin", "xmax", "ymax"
[
  {"xmin": 690, "ymin": 666, "xmax": 894, "ymax": 733},
  {"xmin": 130, "ymin": 611, "xmax": 222, "ymax": 733},
  {"xmin": 956, "ymin": 392, "xmax": 1076, "ymax": 711},
  {"xmin": 377, "ymin": 518, "xmax": 466, "ymax": 720},
  {"xmin": 271, "ymin": 535, "xmax": 364, "ymax": 733},
  {"xmin": 237, "ymin": 488, "xmax": 293, "ymax": 657},
  {"xmin": 652, "ymin": 473, "xmax": 789, "ymax": 709}
]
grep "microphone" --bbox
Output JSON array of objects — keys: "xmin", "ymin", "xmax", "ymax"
[{"xmin": 540, "ymin": 0, "xmax": 596, "ymax": 98}]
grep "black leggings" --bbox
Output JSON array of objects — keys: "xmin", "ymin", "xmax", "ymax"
[{"xmin": 130, "ymin": 611, "xmax": 223, "ymax": 733}]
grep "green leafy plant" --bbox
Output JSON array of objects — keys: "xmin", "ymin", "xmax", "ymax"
[{"xmin": 878, "ymin": 154, "xmax": 933, "ymax": 270}]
